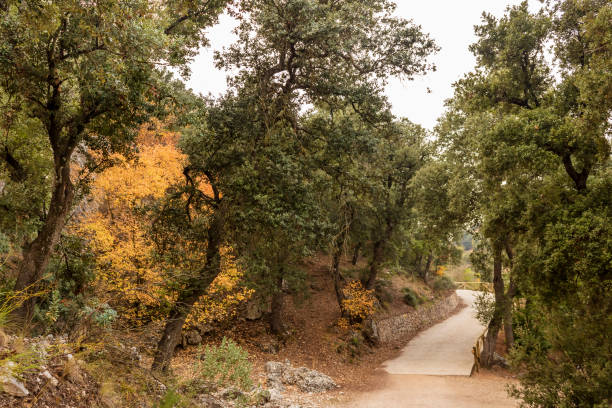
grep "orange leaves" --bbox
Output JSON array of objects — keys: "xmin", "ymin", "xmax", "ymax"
[
  {"xmin": 75, "ymin": 121, "xmax": 250, "ymax": 324},
  {"xmin": 340, "ymin": 280, "xmax": 376, "ymax": 326},
  {"xmin": 76, "ymin": 122, "xmax": 186, "ymax": 320},
  {"xmin": 186, "ymin": 255, "xmax": 254, "ymax": 327}
]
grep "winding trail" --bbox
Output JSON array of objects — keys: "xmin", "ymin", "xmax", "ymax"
[
  {"xmin": 383, "ymin": 290, "xmax": 485, "ymax": 376},
  {"xmin": 336, "ymin": 290, "xmax": 518, "ymax": 408}
]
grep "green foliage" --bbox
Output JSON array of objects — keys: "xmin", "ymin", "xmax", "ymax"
[
  {"xmin": 438, "ymin": 0, "xmax": 611, "ymax": 404},
  {"xmin": 474, "ymin": 292, "xmax": 495, "ymax": 326},
  {"xmin": 401, "ymin": 287, "xmax": 424, "ymax": 307},
  {"xmin": 195, "ymin": 338, "xmax": 253, "ymax": 392},
  {"xmin": 431, "ymin": 276, "xmax": 456, "ymax": 292},
  {"xmin": 33, "ymin": 234, "xmax": 109, "ymax": 332},
  {"xmin": 154, "ymin": 389, "xmax": 185, "ymax": 408}
]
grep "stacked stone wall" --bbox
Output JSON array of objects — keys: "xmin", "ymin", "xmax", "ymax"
[{"xmin": 373, "ymin": 292, "xmax": 459, "ymax": 343}]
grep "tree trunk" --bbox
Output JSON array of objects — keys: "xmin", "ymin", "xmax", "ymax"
[
  {"xmin": 331, "ymin": 241, "xmax": 346, "ymax": 315},
  {"xmin": 503, "ymin": 282, "xmax": 516, "ymax": 350},
  {"xmin": 151, "ymin": 290, "xmax": 204, "ymax": 372},
  {"xmin": 14, "ymin": 157, "xmax": 74, "ymax": 320},
  {"xmin": 351, "ymin": 242, "xmax": 361, "ymax": 265},
  {"xmin": 422, "ymin": 253, "xmax": 433, "ymax": 284},
  {"xmin": 480, "ymin": 245, "xmax": 504, "ymax": 368},
  {"xmin": 151, "ymin": 208, "xmax": 224, "ymax": 372},
  {"xmin": 503, "ymin": 242, "xmax": 517, "ymax": 350},
  {"xmin": 270, "ymin": 272, "xmax": 285, "ymax": 335},
  {"xmin": 364, "ymin": 239, "xmax": 383, "ymax": 290}
]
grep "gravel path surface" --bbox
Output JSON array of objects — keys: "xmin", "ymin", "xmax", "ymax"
[
  {"xmin": 383, "ymin": 290, "xmax": 484, "ymax": 376},
  {"xmin": 336, "ymin": 290, "xmax": 519, "ymax": 408}
]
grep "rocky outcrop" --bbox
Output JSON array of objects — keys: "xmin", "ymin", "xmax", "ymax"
[{"xmin": 265, "ymin": 360, "xmax": 337, "ymax": 393}]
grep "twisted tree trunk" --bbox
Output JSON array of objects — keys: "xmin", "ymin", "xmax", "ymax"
[{"xmin": 152, "ymin": 208, "xmax": 224, "ymax": 372}]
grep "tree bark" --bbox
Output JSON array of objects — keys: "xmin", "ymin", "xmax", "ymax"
[
  {"xmin": 364, "ymin": 239, "xmax": 383, "ymax": 290},
  {"xmin": 351, "ymin": 242, "xmax": 361, "ymax": 265},
  {"xmin": 269, "ymin": 272, "xmax": 285, "ymax": 335},
  {"xmin": 503, "ymin": 280, "xmax": 516, "ymax": 350},
  {"xmin": 151, "ymin": 207, "xmax": 224, "ymax": 372},
  {"xmin": 480, "ymin": 244, "xmax": 504, "ymax": 368},
  {"xmin": 331, "ymin": 240, "xmax": 347, "ymax": 315},
  {"xmin": 422, "ymin": 253, "xmax": 433, "ymax": 284},
  {"xmin": 14, "ymin": 155, "xmax": 74, "ymax": 320},
  {"xmin": 503, "ymin": 242, "xmax": 517, "ymax": 350},
  {"xmin": 364, "ymin": 219, "xmax": 394, "ymax": 290}
]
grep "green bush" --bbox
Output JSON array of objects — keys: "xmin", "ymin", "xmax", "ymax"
[
  {"xmin": 196, "ymin": 337, "xmax": 253, "ymax": 392},
  {"xmin": 155, "ymin": 389, "xmax": 185, "ymax": 408},
  {"xmin": 432, "ymin": 276, "xmax": 456, "ymax": 291},
  {"xmin": 401, "ymin": 287, "xmax": 423, "ymax": 307}
]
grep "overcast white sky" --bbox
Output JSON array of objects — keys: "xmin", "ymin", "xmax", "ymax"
[{"xmin": 185, "ymin": 1, "xmax": 539, "ymax": 130}]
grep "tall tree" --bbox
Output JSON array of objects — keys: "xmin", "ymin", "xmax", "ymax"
[
  {"xmin": 0, "ymin": 0, "xmax": 229, "ymax": 318},
  {"xmin": 361, "ymin": 121, "xmax": 430, "ymax": 290},
  {"xmin": 439, "ymin": 2, "xmax": 611, "ymax": 403},
  {"xmin": 150, "ymin": 0, "xmax": 437, "ymax": 370}
]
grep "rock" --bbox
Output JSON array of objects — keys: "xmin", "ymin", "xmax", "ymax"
[
  {"xmin": 256, "ymin": 336, "xmax": 280, "ymax": 354},
  {"xmin": 268, "ymin": 386, "xmax": 284, "ymax": 401},
  {"xmin": 265, "ymin": 361, "xmax": 337, "ymax": 393},
  {"xmin": 246, "ymin": 299, "xmax": 264, "ymax": 320},
  {"xmin": 290, "ymin": 367, "xmax": 337, "ymax": 393},
  {"xmin": 40, "ymin": 370, "xmax": 59, "ymax": 387},
  {"xmin": 219, "ymin": 387, "xmax": 244, "ymax": 400},
  {"xmin": 362, "ymin": 318, "xmax": 380, "ymax": 345},
  {"xmin": 184, "ymin": 330, "xmax": 203, "ymax": 346},
  {"xmin": 196, "ymin": 323, "xmax": 214, "ymax": 336},
  {"xmin": 493, "ymin": 352, "xmax": 509, "ymax": 368},
  {"xmin": 265, "ymin": 361, "xmax": 285, "ymax": 390},
  {"xmin": 128, "ymin": 347, "xmax": 142, "ymax": 363},
  {"xmin": 0, "ymin": 374, "xmax": 29, "ymax": 397},
  {"xmin": 250, "ymin": 387, "xmax": 271, "ymax": 404}
]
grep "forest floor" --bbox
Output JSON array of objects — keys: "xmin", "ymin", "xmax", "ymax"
[
  {"xmin": 1, "ymin": 255, "xmax": 513, "ymax": 407},
  {"xmin": 167, "ymin": 254, "xmax": 452, "ymax": 406}
]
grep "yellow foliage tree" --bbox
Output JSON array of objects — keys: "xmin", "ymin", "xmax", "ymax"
[
  {"xmin": 339, "ymin": 280, "xmax": 376, "ymax": 329},
  {"xmin": 77, "ymin": 121, "xmax": 251, "ymax": 323}
]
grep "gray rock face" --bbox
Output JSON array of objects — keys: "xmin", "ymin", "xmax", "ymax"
[{"xmin": 265, "ymin": 360, "xmax": 337, "ymax": 393}]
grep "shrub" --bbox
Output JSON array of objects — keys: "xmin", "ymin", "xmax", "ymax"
[
  {"xmin": 432, "ymin": 276, "xmax": 456, "ymax": 291},
  {"xmin": 155, "ymin": 389, "xmax": 185, "ymax": 408},
  {"xmin": 341, "ymin": 281, "xmax": 376, "ymax": 324},
  {"xmin": 401, "ymin": 287, "xmax": 424, "ymax": 307},
  {"xmin": 195, "ymin": 337, "xmax": 253, "ymax": 391}
]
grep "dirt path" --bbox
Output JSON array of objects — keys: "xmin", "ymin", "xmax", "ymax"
[
  {"xmin": 335, "ymin": 290, "xmax": 519, "ymax": 408},
  {"xmin": 383, "ymin": 290, "xmax": 484, "ymax": 375}
]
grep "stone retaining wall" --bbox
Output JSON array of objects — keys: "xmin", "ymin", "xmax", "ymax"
[{"xmin": 372, "ymin": 292, "xmax": 460, "ymax": 344}]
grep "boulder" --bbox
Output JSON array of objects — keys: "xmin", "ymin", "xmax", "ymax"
[
  {"xmin": 185, "ymin": 330, "xmax": 203, "ymax": 346},
  {"xmin": 246, "ymin": 299, "xmax": 264, "ymax": 320},
  {"xmin": 265, "ymin": 360, "xmax": 337, "ymax": 393}
]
